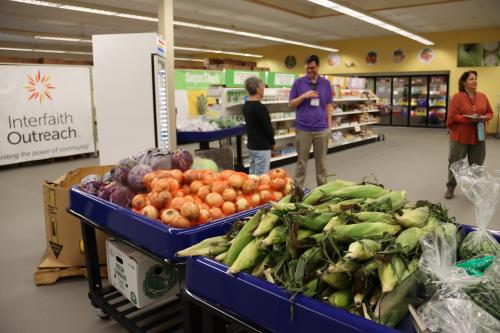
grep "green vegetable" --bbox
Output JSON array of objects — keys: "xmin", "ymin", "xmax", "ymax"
[
  {"xmin": 395, "ymin": 227, "xmax": 427, "ymax": 254},
  {"xmin": 369, "ymin": 190, "xmax": 407, "ymax": 210},
  {"xmin": 191, "ymin": 157, "xmax": 218, "ymax": 171},
  {"xmin": 227, "ymin": 238, "xmax": 263, "ymax": 274},
  {"xmin": 331, "ymin": 222, "xmax": 401, "ymax": 243},
  {"xmin": 459, "ymin": 230, "xmax": 500, "ymax": 260},
  {"xmin": 300, "ymin": 213, "xmax": 337, "ymax": 231},
  {"xmin": 344, "ymin": 239, "xmax": 382, "ymax": 261},
  {"xmin": 395, "ymin": 206, "xmax": 429, "ymax": 228},
  {"xmin": 252, "ymin": 254, "xmax": 271, "ymax": 277},
  {"xmin": 176, "ymin": 236, "xmax": 228, "ymax": 257},
  {"xmin": 328, "ymin": 289, "xmax": 353, "ymax": 309},
  {"xmin": 354, "ymin": 211, "xmax": 396, "ymax": 225},
  {"xmin": 329, "ymin": 184, "xmax": 387, "ymax": 199},
  {"xmin": 302, "ymin": 179, "xmax": 355, "ymax": 205},
  {"xmin": 316, "ymin": 198, "xmax": 365, "ymax": 213},
  {"xmin": 259, "ymin": 225, "xmax": 288, "ymax": 248},
  {"xmin": 323, "ymin": 216, "xmax": 345, "ymax": 232},
  {"xmin": 327, "ymin": 259, "xmax": 360, "ymax": 273},
  {"xmin": 320, "ymin": 272, "xmax": 351, "ymax": 289},
  {"xmin": 224, "ymin": 210, "xmax": 264, "ymax": 266},
  {"xmin": 253, "ymin": 195, "xmax": 291, "ymax": 236},
  {"xmin": 377, "ymin": 256, "xmax": 406, "ymax": 293}
]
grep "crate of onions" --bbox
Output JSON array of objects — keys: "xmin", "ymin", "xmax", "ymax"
[{"xmin": 69, "ymin": 148, "xmax": 292, "ymax": 260}]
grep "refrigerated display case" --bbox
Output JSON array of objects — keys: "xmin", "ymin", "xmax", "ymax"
[
  {"xmin": 358, "ymin": 73, "xmax": 449, "ymax": 128},
  {"xmin": 428, "ymin": 76, "xmax": 449, "ymax": 127},
  {"xmin": 392, "ymin": 77, "xmax": 410, "ymax": 126},
  {"xmin": 410, "ymin": 77, "xmax": 428, "ymax": 127},
  {"xmin": 375, "ymin": 77, "xmax": 391, "ymax": 125}
]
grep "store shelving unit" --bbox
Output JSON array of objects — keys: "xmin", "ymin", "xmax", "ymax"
[{"xmin": 208, "ymin": 86, "xmax": 381, "ymax": 170}]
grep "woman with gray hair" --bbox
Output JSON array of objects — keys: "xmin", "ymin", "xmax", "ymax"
[{"xmin": 242, "ymin": 76, "xmax": 275, "ymax": 175}]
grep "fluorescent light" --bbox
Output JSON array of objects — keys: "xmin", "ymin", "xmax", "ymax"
[
  {"xmin": 174, "ymin": 46, "xmax": 263, "ymax": 58},
  {"xmin": 308, "ymin": 0, "xmax": 434, "ymax": 45},
  {"xmin": 10, "ymin": 0, "xmax": 338, "ymax": 52},
  {"xmin": 34, "ymin": 35, "xmax": 92, "ymax": 43},
  {"xmin": 0, "ymin": 46, "xmax": 92, "ymax": 54},
  {"xmin": 174, "ymin": 57, "xmax": 205, "ymax": 62},
  {"xmin": 173, "ymin": 21, "xmax": 338, "ymax": 52}
]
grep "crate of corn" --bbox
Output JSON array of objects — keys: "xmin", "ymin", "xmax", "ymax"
[{"xmin": 178, "ymin": 180, "xmax": 500, "ymax": 333}]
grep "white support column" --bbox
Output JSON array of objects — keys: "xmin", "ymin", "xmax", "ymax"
[{"xmin": 158, "ymin": 0, "xmax": 177, "ymax": 149}]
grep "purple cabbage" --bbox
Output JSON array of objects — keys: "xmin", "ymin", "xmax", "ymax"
[
  {"xmin": 127, "ymin": 164, "xmax": 153, "ymax": 193},
  {"xmin": 80, "ymin": 174, "xmax": 103, "ymax": 195},
  {"xmin": 171, "ymin": 149, "xmax": 193, "ymax": 172},
  {"xmin": 114, "ymin": 158, "xmax": 138, "ymax": 185},
  {"xmin": 109, "ymin": 185, "xmax": 135, "ymax": 208},
  {"xmin": 150, "ymin": 153, "xmax": 172, "ymax": 170},
  {"xmin": 97, "ymin": 181, "xmax": 120, "ymax": 201}
]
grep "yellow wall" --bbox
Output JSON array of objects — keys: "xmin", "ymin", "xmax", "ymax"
[{"xmin": 228, "ymin": 27, "xmax": 500, "ymax": 133}]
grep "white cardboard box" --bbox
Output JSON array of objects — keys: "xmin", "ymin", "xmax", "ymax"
[{"xmin": 106, "ymin": 239, "xmax": 177, "ymax": 308}]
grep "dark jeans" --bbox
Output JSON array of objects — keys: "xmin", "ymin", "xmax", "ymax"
[{"xmin": 447, "ymin": 140, "xmax": 486, "ymax": 187}]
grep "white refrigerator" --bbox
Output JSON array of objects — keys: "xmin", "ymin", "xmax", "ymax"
[{"xmin": 92, "ymin": 32, "xmax": 174, "ymax": 165}]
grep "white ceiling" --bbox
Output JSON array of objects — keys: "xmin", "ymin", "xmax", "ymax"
[{"xmin": 0, "ymin": 0, "xmax": 499, "ymax": 60}]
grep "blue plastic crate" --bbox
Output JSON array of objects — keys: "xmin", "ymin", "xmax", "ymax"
[
  {"xmin": 69, "ymin": 186, "xmax": 263, "ymax": 261},
  {"xmin": 177, "ymin": 126, "xmax": 246, "ymax": 143},
  {"xmin": 185, "ymin": 224, "xmax": 500, "ymax": 333}
]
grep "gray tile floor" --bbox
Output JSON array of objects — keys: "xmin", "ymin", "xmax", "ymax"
[{"xmin": 0, "ymin": 127, "xmax": 498, "ymax": 332}]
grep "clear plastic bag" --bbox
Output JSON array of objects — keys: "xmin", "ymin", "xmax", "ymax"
[
  {"xmin": 417, "ymin": 232, "xmax": 500, "ymax": 333},
  {"xmin": 450, "ymin": 159, "xmax": 500, "ymax": 260}
]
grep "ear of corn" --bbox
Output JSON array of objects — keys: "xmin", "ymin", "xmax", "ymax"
[
  {"xmin": 395, "ymin": 227, "xmax": 427, "ymax": 254},
  {"xmin": 328, "ymin": 288, "xmax": 353, "ymax": 309},
  {"xmin": 176, "ymin": 236, "xmax": 228, "ymax": 257},
  {"xmin": 399, "ymin": 258, "xmax": 419, "ymax": 283},
  {"xmin": 421, "ymin": 215, "xmax": 441, "ymax": 233},
  {"xmin": 323, "ymin": 216, "xmax": 346, "ymax": 232},
  {"xmin": 259, "ymin": 225, "xmax": 288, "ymax": 248},
  {"xmin": 331, "ymin": 222, "xmax": 402, "ymax": 243},
  {"xmin": 251, "ymin": 253, "xmax": 270, "ymax": 277},
  {"xmin": 329, "ymin": 184, "xmax": 388, "ymax": 199},
  {"xmin": 302, "ymin": 278, "xmax": 321, "ymax": 297},
  {"xmin": 302, "ymin": 179, "xmax": 355, "ymax": 205},
  {"xmin": 297, "ymin": 229, "xmax": 315, "ymax": 241},
  {"xmin": 395, "ymin": 206, "xmax": 429, "ymax": 228},
  {"xmin": 253, "ymin": 195, "xmax": 292, "ymax": 237},
  {"xmin": 320, "ymin": 272, "xmax": 352, "ymax": 289},
  {"xmin": 214, "ymin": 251, "xmax": 227, "ymax": 262},
  {"xmin": 227, "ymin": 238, "xmax": 263, "ymax": 274},
  {"xmin": 369, "ymin": 285, "xmax": 382, "ymax": 307},
  {"xmin": 371, "ymin": 190, "xmax": 407, "ymax": 210},
  {"xmin": 316, "ymin": 198, "xmax": 365, "ymax": 213},
  {"xmin": 223, "ymin": 210, "xmax": 265, "ymax": 266},
  {"xmin": 300, "ymin": 212, "xmax": 337, "ymax": 231},
  {"xmin": 327, "ymin": 259, "xmax": 360, "ymax": 273},
  {"xmin": 354, "ymin": 212, "xmax": 396, "ymax": 225},
  {"xmin": 377, "ymin": 256, "xmax": 406, "ymax": 293},
  {"xmin": 344, "ymin": 239, "xmax": 382, "ymax": 261}
]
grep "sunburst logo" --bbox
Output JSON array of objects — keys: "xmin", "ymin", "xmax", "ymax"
[{"xmin": 24, "ymin": 70, "xmax": 56, "ymax": 104}]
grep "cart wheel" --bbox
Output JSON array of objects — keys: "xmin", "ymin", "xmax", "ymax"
[{"xmin": 96, "ymin": 308, "xmax": 110, "ymax": 320}]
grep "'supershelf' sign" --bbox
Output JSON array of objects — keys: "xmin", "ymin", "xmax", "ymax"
[{"xmin": 0, "ymin": 65, "xmax": 95, "ymax": 165}]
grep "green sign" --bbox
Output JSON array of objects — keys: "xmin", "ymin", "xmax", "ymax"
[
  {"xmin": 224, "ymin": 69, "xmax": 266, "ymax": 88},
  {"xmin": 266, "ymin": 72, "xmax": 297, "ymax": 88},
  {"xmin": 175, "ymin": 69, "xmax": 224, "ymax": 90}
]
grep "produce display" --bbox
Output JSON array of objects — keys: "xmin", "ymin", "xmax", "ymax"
[
  {"xmin": 178, "ymin": 179, "xmax": 500, "ymax": 330},
  {"xmin": 79, "ymin": 147, "xmax": 292, "ymax": 229},
  {"xmin": 177, "ymin": 117, "xmax": 238, "ymax": 132}
]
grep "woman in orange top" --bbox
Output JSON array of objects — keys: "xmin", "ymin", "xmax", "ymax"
[{"xmin": 445, "ymin": 71, "xmax": 493, "ymax": 199}]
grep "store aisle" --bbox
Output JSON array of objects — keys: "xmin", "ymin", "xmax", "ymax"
[{"xmin": 0, "ymin": 127, "xmax": 498, "ymax": 333}]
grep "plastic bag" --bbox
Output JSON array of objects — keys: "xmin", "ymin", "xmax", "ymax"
[
  {"xmin": 417, "ymin": 232, "xmax": 500, "ymax": 333},
  {"xmin": 450, "ymin": 159, "xmax": 500, "ymax": 260}
]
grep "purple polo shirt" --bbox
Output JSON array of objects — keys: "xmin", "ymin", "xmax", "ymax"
[{"xmin": 289, "ymin": 75, "xmax": 332, "ymax": 132}]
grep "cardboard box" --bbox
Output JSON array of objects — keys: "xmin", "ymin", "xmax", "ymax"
[
  {"xmin": 41, "ymin": 165, "xmax": 112, "ymax": 268},
  {"xmin": 106, "ymin": 239, "xmax": 178, "ymax": 308}
]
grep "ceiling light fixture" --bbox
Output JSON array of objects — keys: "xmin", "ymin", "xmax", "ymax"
[
  {"xmin": 10, "ymin": 0, "xmax": 338, "ymax": 52},
  {"xmin": 174, "ymin": 57, "xmax": 205, "ymax": 62},
  {"xmin": 174, "ymin": 46, "xmax": 263, "ymax": 58},
  {"xmin": 34, "ymin": 35, "xmax": 92, "ymax": 43},
  {"xmin": 0, "ymin": 46, "xmax": 92, "ymax": 54},
  {"xmin": 307, "ymin": 0, "xmax": 434, "ymax": 45}
]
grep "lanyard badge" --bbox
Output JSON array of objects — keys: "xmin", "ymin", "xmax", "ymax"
[
  {"xmin": 477, "ymin": 122, "xmax": 485, "ymax": 141},
  {"xmin": 309, "ymin": 81, "xmax": 320, "ymax": 107}
]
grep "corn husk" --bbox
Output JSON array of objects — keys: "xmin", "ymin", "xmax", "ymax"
[{"xmin": 395, "ymin": 206, "xmax": 429, "ymax": 228}]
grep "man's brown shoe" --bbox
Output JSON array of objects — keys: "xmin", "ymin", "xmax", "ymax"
[{"xmin": 445, "ymin": 186, "xmax": 455, "ymax": 199}]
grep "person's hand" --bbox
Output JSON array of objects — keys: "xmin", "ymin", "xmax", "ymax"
[
  {"xmin": 302, "ymin": 90, "xmax": 319, "ymax": 99},
  {"xmin": 470, "ymin": 117, "xmax": 483, "ymax": 123}
]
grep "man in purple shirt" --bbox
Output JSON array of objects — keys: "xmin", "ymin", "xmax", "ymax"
[{"xmin": 289, "ymin": 55, "xmax": 333, "ymax": 188}]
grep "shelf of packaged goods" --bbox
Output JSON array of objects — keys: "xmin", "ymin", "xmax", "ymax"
[
  {"xmin": 244, "ymin": 132, "xmax": 295, "ymax": 144},
  {"xmin": 243, "ymin": 135, "xmax": 379, "ymax": 167},
  {"xmin": 262, "ymin": 100, "xmax": 289, "ymax": 105},
  {"xmin": 332, "ymin": 109, "xmax": 380, "ymax": 116},
  {"xmin": 270, "ymin": 116, "xmax": 296, "ymax": 123},
  {"xmin": 332, "ymin": 97, "xmax": 378, "ymax": 102},
  {"xmin": 332, "ymin": 121, "xmax": 379, "ymax": 131}
]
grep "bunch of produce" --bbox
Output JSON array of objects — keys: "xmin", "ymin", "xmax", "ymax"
[
  {"xmin": 130, "ymin": 168, "xmax": 292, "ymax": 228},
  {"xmin": 79, "ymin": 148, "xmax": 193, "ymax": 208},
  {"xmin": 177, "ymin": 179, "xmax": 481, "ymax": 328}
]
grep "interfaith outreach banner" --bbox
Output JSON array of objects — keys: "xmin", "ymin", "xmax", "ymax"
[{"xmin": 0, "ymin": 65, "xmax": 95, "ymax": 165}]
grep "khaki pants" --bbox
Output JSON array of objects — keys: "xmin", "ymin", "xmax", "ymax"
[
  {"xmin": 294, "ymin": 129, "xmax": 330, "ymax": 188},
  {"xmin": 447, "ymin": 140, "xmax": 486, "ymax": 187}
]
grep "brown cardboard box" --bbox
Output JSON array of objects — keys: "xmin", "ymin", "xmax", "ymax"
[{"xmin": 41, "ymin": 165, "xmax": 112, "ymax": 268}]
